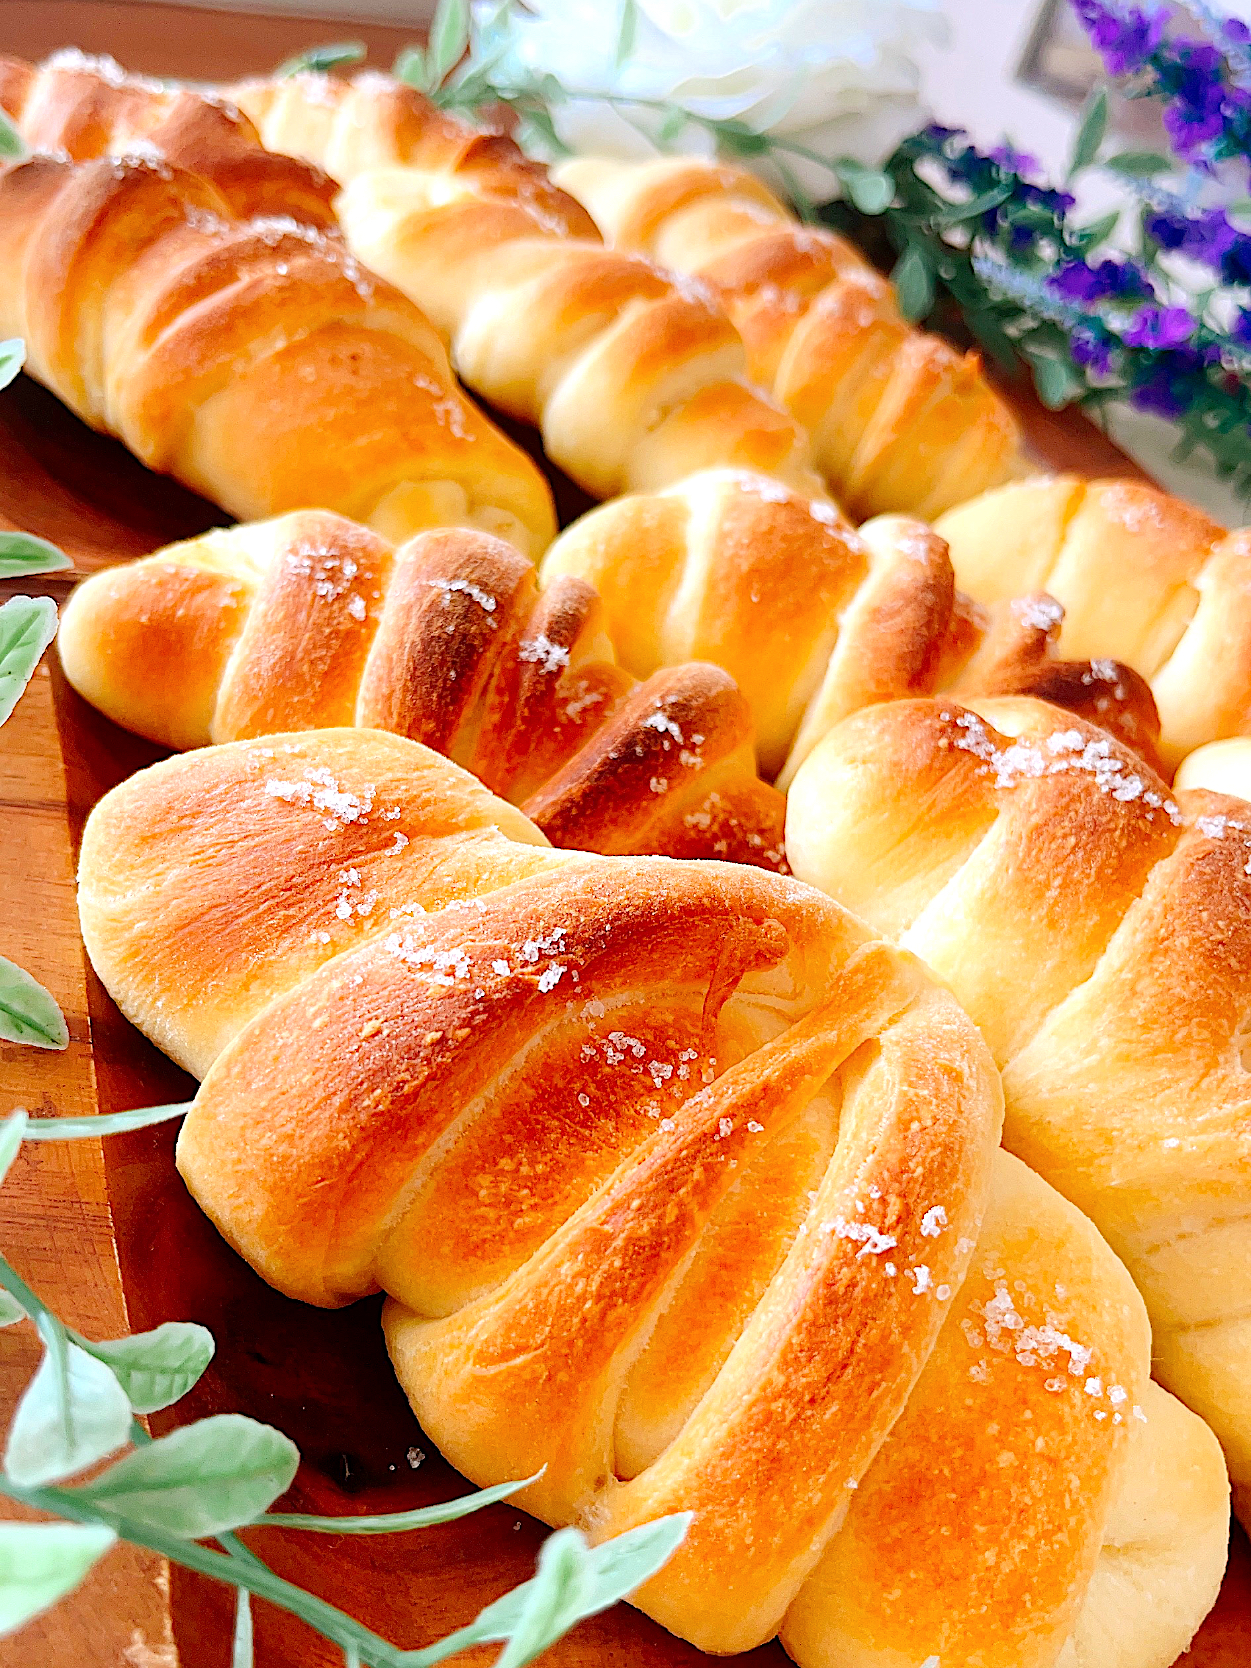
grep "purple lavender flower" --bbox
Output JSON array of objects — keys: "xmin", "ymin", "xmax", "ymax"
[
  {"xmin": 1122, "ymin": 304, "xmax": 1195, "ymax": 347},
  {"xmin": 991, "ymin": 143, "xmax": 1041, "ymax": 178},
  {"xmin": 1233, "ymin": 308, "xmax": 1251, "ymax": 346},
  {"xmin": 1072, "ymin": 0, "xmax": 1167, "ymax": 76},
  {"xmin": 1130, "ymin": 363, "xmax": 1191, "ymax": 415},
  {"xmin": 1048, "ymin": 257, "xmax": 1154, "ymax": 302},
  {"xmin": 1144, "ymin": 204, "xmax": 1251, "ymax": 286},
  {"xmin": 1071, "ymin": 326, "xmax": 1116, "ymax": 373}
]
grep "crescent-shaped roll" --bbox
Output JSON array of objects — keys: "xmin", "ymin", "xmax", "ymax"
[
  {"xmin": 786, "ymin": 693, "xmax": 1251, "ymax": 1525},
  {"xmin": 0, "ymin": 49, "xmax": 341, "ymax": 227},
  {"xmin": 0, "ymin": 146, "xmax": 556, "ymax": 556},
  {"xmin": 76, "ymin": 730, "xmax": 1227, "ymax": 1664},
  {"xmin": 935, "ymin": 475, "xmax": 1250, "ymax": 772},
  {"xmin": 555, "ymin": 154, "xmax": 1021, "ymax": 519},
  {"xmin": 58, "ymin": 513, "xmax": 786, "ymax": 868},
  {"xmin": 223, "ymin": 69, "xmax": 827, "ymax": 501},
  {"xmin": 541, "ymin": 468, "xmax": 1162, "ymax": 783}
]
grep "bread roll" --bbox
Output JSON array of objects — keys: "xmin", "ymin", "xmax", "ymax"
[
  {"xmin": 0, "ymin": 48, "xmax": 340, "ymax": 226},
  {"xmin": 787, "ymin": 694, "xmax": 1251, "ymax": 1524},
  {"xmin": 542, "ymin": 468, "xmax": 1162, "ymax": 783},
  {"xmin": 936, "ymin": 475, "xmax": 1248, "ymax": 771},
  {"xmin": 0, "ymin": 146, "xmax": 556, "ymax": 555},
  {"xmin": 229, "ymin": 70, "xmax": 827, "ymax": 501},
  {"xmin": 59, "ymin": 513, "xmax": 785, "ymax": 867},
  {"xmin": 557, "ymin": 154, "xmax": 1021, "ymax": 519},
  {"xmin": 76, "ymin": 729, "xmax": 1227, "ymax": 1663}
]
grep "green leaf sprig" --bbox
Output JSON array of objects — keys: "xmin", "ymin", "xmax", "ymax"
[{"xmin": 0, "ymin": 1110, "xmax": 689, "ymax": 1655}]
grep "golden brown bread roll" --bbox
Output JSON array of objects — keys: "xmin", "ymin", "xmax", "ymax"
[
  {"xmin": 80, "ymin": 737, "xmax": 1234, "ymax": 1661},
  {"xmin": 935, "ymin": 475, "xmax": 1251, "ymax": 772},
  {"xmin": 0, "ymin": 49, "xmax": 340, "ymax": 227},
  {"xmin": 0, "ymin": 146, "xmax": 556, "ymax": 555},
  {"xmin": 77, "ymin": 728, "xmax": 1227, "ymax": 1663},
  {"xmin": 786, "ymin": 694, "xmax": 1251, "ymax": 1525},
  {"xmin": 226, "ymin": 70, "xmax": 827, "ymax": 501},
  {"xmin": 58, "ymin": 512, "xmax": 785, "ymax": 867},
  {"xmin": 541, "ymin": 468, "xmax": 1163, "ymax": 783},
  {"xmin": 556, "ymin": 154, "xmax": 1021, "ymax": 519}
]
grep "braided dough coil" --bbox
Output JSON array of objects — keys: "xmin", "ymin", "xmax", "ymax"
[
  {"xmin": 0, "ymin": 49, "xmax": 341, "ymax": 227},
  {"xmin": 77, "ymin": 729, "xmax": 1227, "ymax": 1665},
  {"xmin": 556, "ymin": 154, "xmax": 1021, "ymax": 519},
  {"xmin": 228, "ymin": 70, "xmax": 826, "ymax": 501},
  {"xmin": 0, "ymin": 145, "xmax": 555, "ymax": 555},
  {"xmin": 541, "ymin": 467, "xmax": 1162, "ymax": 783},
  {"xmin": 936, "ymin": 474, "xmax": 1251, "ymax": 772},
  {"xmin": 58, "ymin": 513, "xmax": 785, "ymax": 866},
  {"xmin": 787, "ymin": 694, "xmax": 1251, "ymax": 1525}
]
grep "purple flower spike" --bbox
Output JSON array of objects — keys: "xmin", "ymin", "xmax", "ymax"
[
  {"xmin": 991, "ymin": 143, "xmax": 1041, "ymax": 178},
  {"xmin": 1073, "ymin": 0, "xmax": 1167, "ymax": 77},
  {"xmin": 1123, "ymin": 305, "xmax": 1195, "ymax": 348},
  {"xmin": 1048, "ymin": 257, "xmax": 1154, "ymax": 302},
  {"xmin": 1130, "ymin": 366, "xmax": 1189, "ymax": 416},
  {"xmin": 1071, "ymin": 326, "xmax": 1115, "ymax": 374}
]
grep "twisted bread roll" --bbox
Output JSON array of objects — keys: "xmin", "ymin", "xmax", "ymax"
[
  {"xmin": 787, "ymin": 694, "xmax": 1251, "ymax": 1523},
  {"xmin": 77, "ymin": 728, "xmax": 1227, "ymax": 1664},
  {"xmin": 228, "ymin": 70, "xmax": 826, "ymax": 501},
  {"xmin": 58, "ymin": 512, "xmax": 785, "ymax": 866},
  {"xmin": 0, "ymin": 147, "xmax": 556, "ymax": 555},
  {"xmin": 541, "ymin": 468, "xmax": 1162, "ymax": 783},
  {"xmin": 0, "ymin": 50, "xmax": 340, "ymax": 227},
  {"xmin": 556, "ymin": 154, "xmax": 1021, "ymax": 519},
  {"xmin": 935, "ymin": 475, "xmax": 1249, "ymax": 772}
]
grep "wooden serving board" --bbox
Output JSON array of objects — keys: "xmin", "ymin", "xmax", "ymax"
[{"xmin": 0, "ymin": 310, "xmax": 1248, "ymax": 1668}]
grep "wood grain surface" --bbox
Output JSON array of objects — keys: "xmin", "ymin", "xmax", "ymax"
[{"xmin": 0, "ymin": 6, "xmax": 1243, "ymax": 1657}]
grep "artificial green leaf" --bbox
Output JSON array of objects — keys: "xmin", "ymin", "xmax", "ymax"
[
  {"xmin": 80, "ymin": 1323, "xmax": 215, "ymax": 1416},
  {"xmin": 393, "ymin": 45, "xmax": 428, "ymax": 89},
  {"xmin": 232, "ymin": 1588, "xmax": 253, "ymax": 1668},
  {"xmin": 615, "ymin": 0, "xmax": 639, "ymax": 69},
  {"xmin": 836, "ymin": 160, "xmax": 894, "ymax": 215},
  {"xmin": 514, "ymin": 111, "xmax": 571, "ymax": 159},
  {"xmin": 0, "ymin": 1522, "xmax": 116, "ymax": 1637},
  {"xmin": 444, "ymin": 1514, "xmax": 690, "ymax": 1656},
  {"xmin": 261, "ymin": 1472, "xmax": 538, "ymax": 1533},
  {"xmin": 1076, "ymin": 209, "xmax": 1121, "ymax": 248},
  {"xmin": 0, "ymin": 1288, "xmax": 24, "ymax": 1327},
  {"xmin": 1031, "ymin": 354, "xmax": 1082, "ymax": 409},
  {"xmin": 0, "ymin": 339, "xmax": 24, "ymax": 392},
  {"xmin": 0, "ymin": 532, "xmax": 69, "ymax": 578},
  {"xmin": 0, "ymin": 1109, "xmax": 27, "ymax": 1187},
  {"xmin": 0, "ymin": 110, "xmax": 24, "ymax": 162},
  {"xmin": 496, "ymin": 1528, "xmax": 588, "ymax": 1668},
  {"xmin": 21, "ymin": 1101, "xmax": 192, "ymax": 1140},
  {"xmin": 1103, "ymin": 149, "xmax": 1171, "ymax": 177},
  {"xmin": 74, "ymin": 1415, "xmax": 299, "ymax": 1537},
  {"xmin": 0, "ymin": 959, "xmax": 68, "ymax": 1050},
  {"xmin": 4, "ymin": 1341, "xmax": 132, "ymax": 1486},
  {"xmin": 0, "ymin": 596, "xmax": 58, "ymax": 727},
  {"xmin": 276, "ymin": 41, "xmax": 364, "ymax": 78},
  {"xmin": 1069, "ymin": 87, "xmax": 1108, "ymax": 179},
  {"xmin": 931, "ymin": 183, "xmax": 1013, "ymax": 226},
  {"xmin": 892, "ymin": 245, "xmax": 935, "ymax": 322},
  {"xmin": 429, "ymin": 0, "xmax": 470, "ymax": 86}
]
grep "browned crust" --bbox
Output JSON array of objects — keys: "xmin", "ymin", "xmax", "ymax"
[
  {"xmin": 0, "ymin": 52, "xmax": 340, "ymax": 226},
  {"xmin": 0, "ymin": 148, "xmax": 556, "ymax": 547}
]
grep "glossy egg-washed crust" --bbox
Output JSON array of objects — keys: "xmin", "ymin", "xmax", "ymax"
[
  {"xmin": 0, "ymin": 134, "xmax": 555, "ymax": 555},
  {"xmin": 936, "ymin": 474, "xmax": 1251, "ymax": 772},
  {"xmin": 77, "ymin": 731, "xmax": 1227, "ymax": 1665},
  {"xmin": 59, "ymin": 514, "xmax": 786, "ymax": 868},
  {"xmin": 0, "ymin": 49, "xmax": 341, "ymax": 227},
  {"xmin": 222, "ymin": 68, "xmax": 827, "ymax": 503},
  {"xmin": 556, "ymin": 155, "xmax": 1021, "ymax": 520},
  {"xmin": 541, "ymin": 468, "xmax": 1163, "ymax": 784},
  {"xmin": 788, "ymin": 694, "xmax": 1251, "ymax": 1531}
]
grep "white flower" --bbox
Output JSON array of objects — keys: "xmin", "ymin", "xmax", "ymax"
[{"xmin": 476, "ymin": 0, "xmax": 947, "ymax": 200}]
